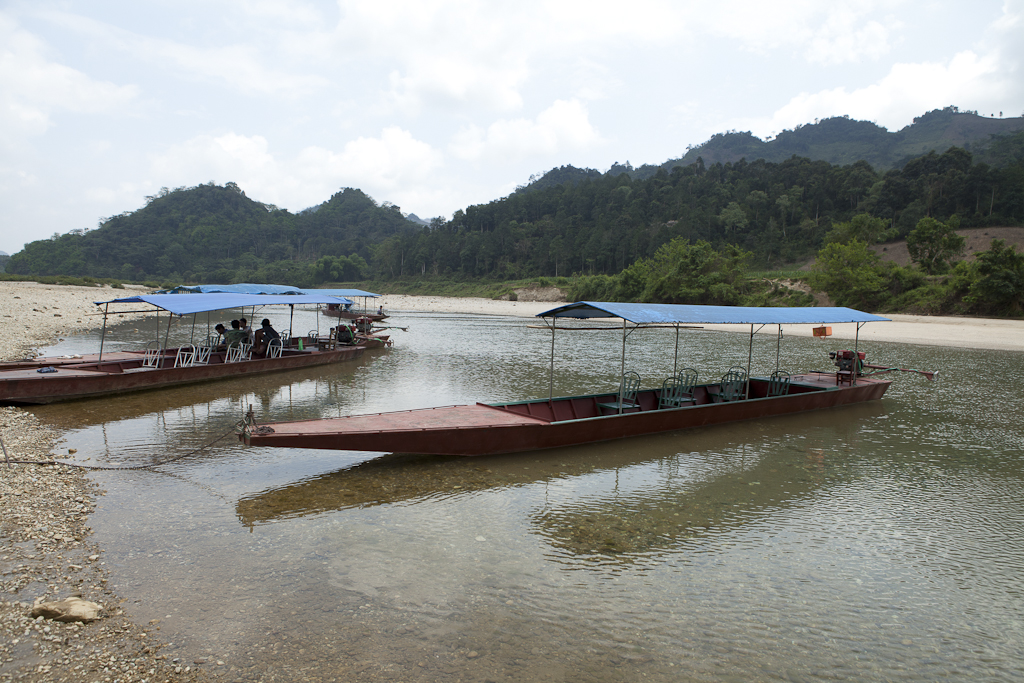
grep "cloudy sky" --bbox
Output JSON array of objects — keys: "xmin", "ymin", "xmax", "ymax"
[{"xmin": 1, "ymin": 0, "xmax": 1022, "ymax": 255}]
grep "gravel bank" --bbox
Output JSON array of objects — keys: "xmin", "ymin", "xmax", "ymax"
[
  {"xmin": 0, "ymin": 282, "xmax": 150, "ymax": 363},
  {"xmin": 1, "ymin": 282, "xmax": 205, "ymax": 682},
  {"xmin": 0, "ymin": 409, "xmax": 207, "ymax": 682}
]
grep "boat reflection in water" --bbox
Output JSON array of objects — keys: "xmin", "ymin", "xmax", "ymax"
[{"xmin": 236, "ymin": 401, "xmax": 885, "ymax": 561}]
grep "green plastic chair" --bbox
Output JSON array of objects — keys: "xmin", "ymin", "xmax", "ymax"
[
  {"xmin": 678, "ymin": 367, "xmax": 698, "ymax": 396},
  {"xmin": 768, "ymin": 370, "xmax": 791, "ymax": 397},
  {"xmin": 598, "ymin": 371, "xmax": 641, "ymax": 413},
  {"xmin": 716, "ymin": 367, "xmax": 747, "ymax": 402},
  {"xmin": 660, "ymin": 377, "xmax": 693, "ymax": 409}
]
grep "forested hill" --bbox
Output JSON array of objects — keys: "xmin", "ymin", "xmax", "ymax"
[
  {"xmin": 8, "ymin": 183, "xmax": 418, "ymax": 284},
  {"xmin": 7, "ymin": 110, "xmax": 1024, "ymax": 287},
  {"xmin": 611, "ymin": 107, "xmax": 1024, "ymax": 181}
]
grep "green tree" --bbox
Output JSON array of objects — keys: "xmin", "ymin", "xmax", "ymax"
[
  {"xmin": 823, "ymin": 213, "xmax": 894, "ymax": 245},
  {"xmin": 906, "ymin": 216, "xmax": 965, "ymax": 274},
  {"xmin": 808, "ymin": 240, "xmax": 886, "ymax": 309},
  {"xmin": 718, "ymin": 202, "xmax": 748, "ymax": 236},
  {"xmin": 967, "ymin": 239, "xmax": 1024, "ymax": 314}
]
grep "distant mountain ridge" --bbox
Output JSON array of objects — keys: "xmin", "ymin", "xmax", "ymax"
[
  {"xmin": 511, "ymin": 108, "xmax": 1024, "ymax": 195},
  {"xmin": 8, "ymin": 106, "xmax": 1024, "ymax": 285},
  {"xmin": 665, "ymin": 107, "xmax": 1023, "ymax": 174}
]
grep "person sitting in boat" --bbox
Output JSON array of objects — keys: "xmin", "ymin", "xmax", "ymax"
[
  {"xmin": 214, "ymin": 323, "xmax": 228, "ymax": 347},
  {"xmin": 377, "ymin": 305, "xmax": 383, "ymax": 315},
  {"xmin": 253, "ymin": 319, "xmax": 281, "ymax": 356},
  {"xmin": 224, "ymin": 320, "xmax": 248, "ymax": 348},
  {"xmin": 239, "ymin": 317, "xmax": 254, "ymax": 343}
]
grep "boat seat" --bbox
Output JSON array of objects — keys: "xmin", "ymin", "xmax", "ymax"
[
  {"xmin": 678, "ymin": 367, "xmax": 698, "ymax": 399},
  {"xmin": 226, "ymin": 342, "xmax": 252, "ymax": 363},
  {"xmin": 192, "ymin": 345, "xmax": 213, "ymax": 366},
  {"xmin": 598, "ymin": 371, "xmax": 641, "ymax": 413},
  {"xmin": 836, "ymin": 370, "xmax": 855, "ymax": 385},
  {"xmin": 173, "ymin": 344, "xmax": 196, "ymax": 368},
  {"xmin": 713, "ymin": 367, "xmax": 747, "ymax": 402},
  {"xmin": 660, "ymin": 374, "xmax": 696, "ymax": 409},
  {"xmin": 142, "ymin": 341, "xmax": 163, "ymax": 368},
  {"xmin": 768, "ymin": 370, "xmax": 791, "ymax": 396},
  {"xmin": 266, "ymin": 338, "xmax": 283, "ymax": 359}
]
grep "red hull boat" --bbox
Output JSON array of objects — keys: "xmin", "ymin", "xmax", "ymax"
[
  {"xmin": 242, "ymin": 373, "xmax": 890, "ymax": 456},
  {"xmin": 0, "ymin": 291, "xmax": 367, "ymax": 405},
  {"xmin": 240, "ymin": 301, "xmax": 908, "ymax": 457},
  {"xmin": 0, "ymin": 345, "xmax": 364, "ymax": 405}
]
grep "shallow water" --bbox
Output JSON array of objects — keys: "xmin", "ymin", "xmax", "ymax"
[{"xmin": 29, "ymin": 309, "xmax": 1024, "ymax": 682}]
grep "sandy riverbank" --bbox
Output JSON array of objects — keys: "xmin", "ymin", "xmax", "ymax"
[
  {"xmin": 0, "ymin": 282, "xmax": 151, "ymax": 362},
  {"xmin": 377, "ymin": 294, "xmax": 1024, "ymax": 352}
]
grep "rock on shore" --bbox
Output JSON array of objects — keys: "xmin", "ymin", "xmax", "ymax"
[{"xmin": 1, "ymin": 280, "xmax": 205, "ymax": 682}]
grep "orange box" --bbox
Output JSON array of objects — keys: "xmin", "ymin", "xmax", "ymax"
[{"xmin": 812, "ymin": 326, "xmax": 832, "ymax": 337}]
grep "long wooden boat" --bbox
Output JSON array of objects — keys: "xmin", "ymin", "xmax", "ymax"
[
  {"xmin": 0, "ymin": 292, "xmax": 366, "ymax": 405},
  {"xmin": 240, "ymin": 302, "xmax": 906, "ymax": 457},
  {"xmin": 242, "ymin": 372, "xmax": 889, "ymax": 456},
  {"xmin": 323, "ymin": 303, "xmax": 388, "ymax": 322}
]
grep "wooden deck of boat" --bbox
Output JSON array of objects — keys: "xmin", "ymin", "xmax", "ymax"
[
  {"xmin": 0, "ymin": 351, "xmax": 143, "ymax": 369},
  {"xmin": 258, "ymin": 404, "xmax": 550, "ymax": 436}
]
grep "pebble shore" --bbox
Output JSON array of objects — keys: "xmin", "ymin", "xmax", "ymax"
[{"xmin": 1, "ymin": 282, "xmax": 205, "ymax": 682}]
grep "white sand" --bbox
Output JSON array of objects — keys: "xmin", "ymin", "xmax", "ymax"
[
  {"xmin": 0, "ymin": 285, "xmax": 1020, "ymax": 358},
  {"xmin": 0, "ymin": 282, "xmax": 150, "ymax": 361},
  {"xmin": 378, "ymin": 294, "xmax": 1024, "ymax": 352}
]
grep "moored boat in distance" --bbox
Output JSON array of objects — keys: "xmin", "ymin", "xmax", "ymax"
[
  {"xmin": 323, "ymin": 303, "xmax": 388, "ymax": 322},
  {"xmin": 240, "ymin": 302, "xmax": 912, "ymax": 457},
  {"xmin": 0, "ymin": 292, "xmax": 367, "ymax": 405}
]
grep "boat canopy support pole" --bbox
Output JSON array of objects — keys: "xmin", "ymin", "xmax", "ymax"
[
  {"xmin": 548, "ymin": 317, "xmax": 556, "ymax": 401},
  {"xmin": 746, "ymin": 324, "xmax": 766, "ymax": 399},
  {"xmin": 98, "ymin": 303, "xmax": 109, "ymax": 362},
  {"xmin": 618, "ymin": 318, "xmax": 627, "ymax": 414},
  {"xmin": 673, "ymin": 324, "xmax": 680, "ymax": 376},
  {"xmin": 289, "ymin": 304, "xmax": 295, "ymax": 341},
  {"xmin": 854, "ymin": 322, "xmax": 863, "ymax": 385},
  {"xmin": 189, "ymin": 313, "xmax": 197, "ymax": 344},
  {"xmin": 162, "ymin": 313, "xmax": 174, "ymax": 367},
  {"xmin": 776, "ymin": 325, "xmax": 783, "ymax": 373}
]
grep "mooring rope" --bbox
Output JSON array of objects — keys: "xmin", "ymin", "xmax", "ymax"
[{"xmin": 2, "ymin": 426, "xmax": 240, "ymax": 471}]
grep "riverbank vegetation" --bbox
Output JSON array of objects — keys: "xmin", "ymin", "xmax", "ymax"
[{"xmin": 5, "ymin": 114, "xmax": 1023, "ymax": 315}]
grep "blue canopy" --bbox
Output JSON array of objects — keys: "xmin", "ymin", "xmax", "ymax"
[
  {"xmin": 95, "ymin": 293, "xmax": 353, "ymax": 316},
  {"xmin": 156, "ymin": 283, "xmax": 379, "ymax": 298},
  {"xmin": 537, "ymin": 302, "xmax": 889, "ymax": 325}
]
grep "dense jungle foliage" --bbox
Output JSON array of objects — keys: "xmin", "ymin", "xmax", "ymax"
[
  {"xmin": 806, "ymin": 213, "xmax": 1024, "ymax": 317},
  {"xmin": 7, "ymin": 113, "xmax": 1024, "ymax": 314}
]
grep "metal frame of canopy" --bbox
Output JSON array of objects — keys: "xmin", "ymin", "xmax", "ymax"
[
  {"xmin": 153, "ymin": 284, "xmax": 385, "ymax": 320},
  {"xmin": 536, "ymin": 301, "xmax": 891, "ymax": 402},
  {"xmin": 92, "ymin": 292, "xmax": 355, "ymax": 361}
]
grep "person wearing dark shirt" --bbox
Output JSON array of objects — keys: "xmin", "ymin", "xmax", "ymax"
[{"xmin": 254, "ymin": 318, "xmax": 281, "ymax": 356}]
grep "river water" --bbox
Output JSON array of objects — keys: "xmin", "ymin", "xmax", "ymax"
[{"xmin": 29, "ymin": 308, "xmax": 1024, "ymax": 682}]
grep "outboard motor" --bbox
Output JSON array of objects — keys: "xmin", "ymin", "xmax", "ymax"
[{"xmin": 829, "ymin": 349, "xmax": 865, "ymax": 376}]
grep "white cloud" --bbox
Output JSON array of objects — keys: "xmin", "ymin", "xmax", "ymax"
[
  {"xmin": 38, "ymin": 9, "xmax": 328, "ymax": 98},
  {"xmin": 449, "ymin": 99, "xmax": 602, "ymax": 162},
  {"xmin": 741, "ymin": 38, "xmax": 1014, "ymax": 139},
  {"xmin": 295, "ymin": 127, "xmax": 445, "ymax": 192},
  {"xmin": 692, "ymin": 0, "xmax": 901, "ymax": 64},
  {"xmin": 0, "ymin": 15, "xmax": 139, "ymax": 145},
  {"xmin": 148, "ymin": 128, "xmax": 444, "ymax": 212}
]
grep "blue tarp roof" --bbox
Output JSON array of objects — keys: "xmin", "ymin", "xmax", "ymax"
[
  {"xmin": 95, "ymin": 293, "xmax": 353, "ymax": 316},
  {"xmin": 537, "ymin": 302, "xmax": 890, "ymax": 325},
  {"xmin": 158, "ymin": 283, "xmax": 379, "ymax": 298}
]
